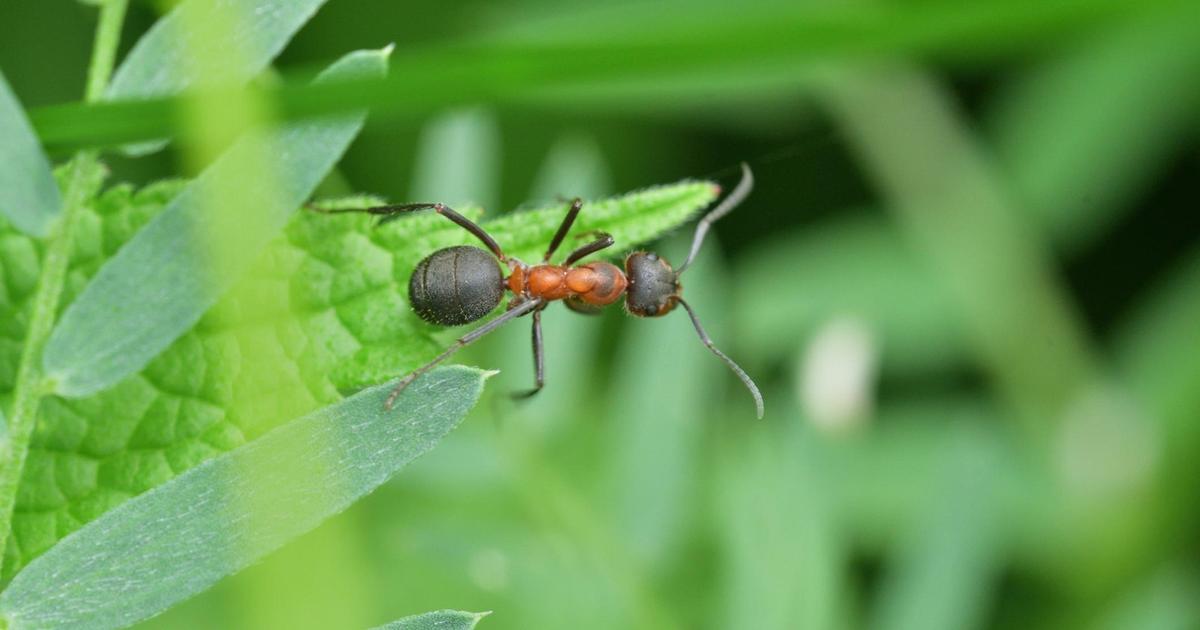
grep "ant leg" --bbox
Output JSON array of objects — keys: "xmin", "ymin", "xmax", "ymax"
[
  {"xmin": 313, "ymin": 202, "xmax": 507, "ymax": 261},
  {"xmin": 384, "ymin": 298, "xmax": 542, "ymax": 409},
  {"xmin": 543, "ymin": 198, "xmax": 584, "ymax": 262},
  {"xmin": 563, "ymin": 232, "xmax": 615, "ymax": 265},
  {"xmin": 512, "ymin": 308, "xmax": 545, "ymax": 399}
]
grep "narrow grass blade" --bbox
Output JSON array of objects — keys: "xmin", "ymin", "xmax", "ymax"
[
  {"xmin": 871, "ymin": 427, "xmax": 1003, "ymax": 630},
  {"xmin": 717, "ymin": 426, "xmax": 850, "ymax": 630},
  {"xmin": 408, "ymin": 108, "xmax": 500, "ymax": 208},
  {"xmin": 0, "ymin": 366, "xmax": 488, "ymax": 630},
  {"xmin": 372, "ymin": 610, "xmax": 491, "ymax": 630},
  {"xmin": 107, "ymin": 0, "xmax": 330, "ymax": 155},
  {"xmin": 42, "ymin": 47, "xmax": 388, "ymax": 398},
  {"xmin": 0, "ymin": 69, "xmax": 61, "ymax": 237}
]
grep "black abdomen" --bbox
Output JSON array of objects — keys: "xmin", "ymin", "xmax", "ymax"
[{"xmin": 409, "ymin": 245, "xmax": 504, "ymax": 325}]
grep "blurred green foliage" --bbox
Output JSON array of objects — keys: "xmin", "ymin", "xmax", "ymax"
[{"xmin": 1, "ymin": 0, "xmax": 1199, "ymax": 629}]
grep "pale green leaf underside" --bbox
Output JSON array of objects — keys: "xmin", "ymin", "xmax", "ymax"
[
  {"xmin": 43, "ymin": 47, "xmax": 389, "ymax": 399},
  {"xmin": 0, "ymin": 70, "xmax": 61, "ymax": 238},
  {"xmin": 372, "ymin": 609, "xmax": 490, "ymax": 630},
  {"xmin": 106, "ymin": 0, "xmax": 330, "ymax": 155},
  {"xmin": 0, "ymin": 366, "xmax": 487, "ymax": 630},
  {"xmin": 1, "ymin": 178, "xmax": 716, "ymax": 578}
]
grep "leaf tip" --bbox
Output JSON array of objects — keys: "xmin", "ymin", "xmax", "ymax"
[
  {"xmin": 481, "ymin": 369, "xmax": 502, "ymax": 381},
  {"xmin": 380, "ymin": 42, "xmax": 396, "ymax": 58}
]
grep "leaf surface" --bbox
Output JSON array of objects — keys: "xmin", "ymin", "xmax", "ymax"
[
  {"xmin": 0, "ymin": 70, "xmax": 61, "ymax": 237},
  {"xmin": 0, "ymin": 367, "xmax": 487, "ymax": 630},
  {"xmin": 371, "ymin": 610, "xmax": 490, "ymax": 630}
]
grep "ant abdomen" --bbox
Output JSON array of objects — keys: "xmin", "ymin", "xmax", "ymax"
[{"xmin": 409, "ymin": 245, "xmax": 504, "ymax": 325}]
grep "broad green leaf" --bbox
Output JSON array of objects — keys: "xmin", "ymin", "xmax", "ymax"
[
  {"xmin": 0, "ymin": 69, "xmax": 61, "ymax": 237},
  {"xmin": 42, "ymin": 47, "xmax": 389, "ymax": 398},
  {"xmin": 2, "ymin": 178, "xmax": 717, "ymax": 577},
  {"xmin": 0, "ymin": 366, "xmax": 488, "ymax": 630},
  {"xmin": 372, "ymin": 610, "xmax": 490, "ymax": 630},
  {"xmin": 106, "ymin": 0, "xmax": 330, "ymax": 155}
]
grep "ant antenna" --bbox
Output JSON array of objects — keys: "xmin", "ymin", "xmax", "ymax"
[
  {"xmin": 676, "ymin": 162, "xmax": 753, "ymax": 275},
  {"xmin": 676, "ymin": 297, "xmax": 764, "ymax": 419}
]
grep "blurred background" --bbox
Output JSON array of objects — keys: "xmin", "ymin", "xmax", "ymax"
[{"xmin": 3, "ymin": 0, "xmax": 1200, "ymax": 628}]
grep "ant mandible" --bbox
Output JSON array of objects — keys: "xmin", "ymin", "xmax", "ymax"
[{"xmin": 316, "ymin": 163, "xmax": 763, "ymax": 418}]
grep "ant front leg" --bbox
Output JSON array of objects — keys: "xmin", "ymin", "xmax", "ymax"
[{"xmin": 512, "ymin": 307, "xmax": 545, "ymax": 399}]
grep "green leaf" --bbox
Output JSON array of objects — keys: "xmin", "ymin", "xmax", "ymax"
[
  {"xmin": 106, "ymin": 0, "xmax": 331, "ymax": 155},
  {"xmin": 371, "ymin": 610, "xmax": 491, "ymax": 630},
  {"xmin": 0, "ymin": 69, "xmax": 61, "ymax": 237},
  {"xmin": 0, "ymin": 367, "xmax": 487, "ymax": 630},
  {"xmin": 42, "ymin": 47, "xmax": 389, "ymax": 398},
  {"xmin": 1, "ymin": 177, "xmax": 717, "ymax": 577}
]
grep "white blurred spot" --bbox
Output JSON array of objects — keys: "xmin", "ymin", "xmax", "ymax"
[
  {"xmin": 798, "ymin": 317, "xmax": 878, "ymax": 432},
  {"xmin": 1058, "ymin": 385, "xmax": 1158, "ymax": 499},
  {"xmin": 468, "ymin": 548, "xmax": 510, "ymax": 592}
]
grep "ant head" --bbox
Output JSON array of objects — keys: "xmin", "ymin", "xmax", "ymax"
[
  {"xmin": 623, "ymin": 251, "xmax": 680, "ymax": 317},
  {"xmin": 627, "ymin": 163, "xmax": 764, "ymax": 418}
]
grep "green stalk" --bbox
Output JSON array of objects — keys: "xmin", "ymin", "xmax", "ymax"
[
  {"xmin": 84, "ymin": 0, "xmax": 129, "ymax": 103},
  {"xmin": 0, "ymin": 0, "xmax": 128, "ymax": 577}
]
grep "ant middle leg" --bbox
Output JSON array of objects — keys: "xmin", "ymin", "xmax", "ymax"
[
  {"xmin": 311, "ymin": 201, "xmax": 507, "ymax": 262},
  {"xmin": 543, "ymin": 198, "xmax": 584, "ymax": 263},
  {"xmin": 512, "ymin": 307, "xmax": 545, "ymax": 399},
  {"xmin": 564, "ymin": 232, "xmax": 615, "ymax": 265}
]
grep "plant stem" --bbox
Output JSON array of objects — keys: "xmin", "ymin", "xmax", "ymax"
[
  {"xmin": 85, "ymin": 0, "xmax": 129, "ymax": 103},
  {"xmin": 0, "ymin": 0, "xmax": 128, "ymax": 577}
]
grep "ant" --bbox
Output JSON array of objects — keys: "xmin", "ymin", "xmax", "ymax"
[{"xmin": 314, "ymin": 163, "xmax": 763, "ymax": 418}]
